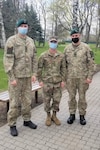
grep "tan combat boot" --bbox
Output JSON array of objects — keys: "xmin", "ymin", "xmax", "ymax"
[
  {"xmin": 45, "ymin": 112, "xmax": 52, "ymax": 126},
  {"xmin": 52, "ymin": 111, "xmax": 61, "ymax": 125}
]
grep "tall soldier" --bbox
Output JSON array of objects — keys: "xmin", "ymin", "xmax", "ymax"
[
  {"xmin": 3, "ymin": 19, "xmax": 37, "ymax": 136},
  {"xmin": 37, "ymin": 36, "xmax": 66, "ymax": 126},
  {"xmin": 64, "ymin": 28, "xmax": 95, "ymax": 125}
]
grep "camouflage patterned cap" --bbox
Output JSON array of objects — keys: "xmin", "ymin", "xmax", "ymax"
[
  {"xmin": 49, "ymin": 36, "xmax": 58, "ymax": 42},
  {"xmin": 16, "ymin": 19, "xmax": 28, "ymax": 27},
  {"xmin": 70, "ymin": 28, "xmax": 79, "ymax": 35}
]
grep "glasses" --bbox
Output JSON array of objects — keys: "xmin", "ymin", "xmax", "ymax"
[{"xmin": 50, "ymin": 41, "xmax": 57, "ymax": 43}]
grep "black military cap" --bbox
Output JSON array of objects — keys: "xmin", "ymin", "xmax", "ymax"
[
  {"xmin": 70, "ymin": 28, "xmax": 79, "ymax": 35},
  {"xmin": 16, "ymin": 19, "xmax": 28, "ymax": 27}
]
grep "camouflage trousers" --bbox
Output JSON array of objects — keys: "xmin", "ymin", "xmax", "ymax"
[
  {"xmin": 43, "ymin": 82, "xmax": 62, "ymax": 112},
  {"xmin": 66, "ymin": 78, "xmax": 89, "ymax": 115},
  {"xmin": 8, "ymin": 77, "xmax": 32, "ymax": 126}
]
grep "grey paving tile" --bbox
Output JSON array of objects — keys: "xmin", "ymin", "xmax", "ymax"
[{"xmin": 0, "ymin": 72, "xmax": 100, "ymax": 150}]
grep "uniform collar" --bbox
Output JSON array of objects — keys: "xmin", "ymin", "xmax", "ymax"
[
  {"xmin": 48, "ymin": 50, "xmax": 60, "ymax": 57},
  {"xmin": 17, "ymin": 33, "xmax": 27, "ymax": 40}
]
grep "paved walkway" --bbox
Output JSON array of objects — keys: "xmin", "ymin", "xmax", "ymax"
[{"xmin": 0, "ymin": 72, "xmax": 100, "ymax": 150}]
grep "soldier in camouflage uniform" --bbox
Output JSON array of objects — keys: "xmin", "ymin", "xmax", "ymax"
[
  {"xmin": 3, "ymin": 19, "xmax": 37, "ymax": 136},
  {"xmin": 37, "ymin": 37, "xmax": 66, "ymax": 126},
  {"xmin": 64, "ymin": 28, "xmax": 95, "ymax": 125}
]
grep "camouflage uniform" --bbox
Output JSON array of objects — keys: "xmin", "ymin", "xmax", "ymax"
[
  {"xmin": 64, "ymin": 42, "xmax": 95, "ymax": 115},
  {"xmin": 37, "ymin": 50, "xmax": 66, "ymax": 113},
  {"xmin": 3, "ymin": 34, "xmax": 37, "ymax": 126}
]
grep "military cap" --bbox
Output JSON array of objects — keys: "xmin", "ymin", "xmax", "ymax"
[
  {"xmin": 70, "ymin": 28, "xmax": 79, "ymax": 35},
  {"xmin": 49, "ymin": 36, "xmax": 58, "ymax": 42},
  {"xmin": 16, "ymin": 19, "xmax": 28, "ymax": 27}
]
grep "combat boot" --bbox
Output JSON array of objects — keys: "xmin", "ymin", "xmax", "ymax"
[
  {"xmin": 80, "ymin": 115, "xmax": 86, "ymax": 125},
  {"xmin": 45, "ymin": 112, "xmax": 52, "ymax": 126},
  {"xmin": 52, "ymin": 111, "xmax": 61, "ymax": 125},
  {"xmin": 10, "ymin": 126, "xmax": 18, "ymax": 136},
  {"xmin": 67, "ymin": 114, "xmax": 75, "ymax": 124},
  {"xmin": 23, "ymin": 120, "xmax": 37, "ymax": 129}
]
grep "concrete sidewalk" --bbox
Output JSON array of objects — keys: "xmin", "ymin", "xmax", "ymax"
[{"xmin": 0, "ymin": 72, "xmax": 100, "ymax": 150}]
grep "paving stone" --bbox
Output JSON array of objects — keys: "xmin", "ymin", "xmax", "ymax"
[{"xmin": 0, "ymin": 72, "xmax": 100, "ymax": 150}]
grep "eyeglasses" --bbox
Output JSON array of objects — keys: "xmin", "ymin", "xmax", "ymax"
[{"xmin": 50, "ymin": 41, "xmax": 57, "ymax": 43}]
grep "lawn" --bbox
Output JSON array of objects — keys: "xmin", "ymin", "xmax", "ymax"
[{"xmin": 0, "ymin": 43, "xmax": 100, "ymax": 91}]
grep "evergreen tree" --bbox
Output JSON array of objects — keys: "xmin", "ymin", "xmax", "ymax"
[
  {"xmin": 2, "ymin": 1, "xmax": 43, "ymax": 42},
  {"xmin": 2, "ymin": 0, "xmax": 17, "ymax": 39},
  {"xmin": 24, "ymin": 4, "xmax": 42, "ymax": 41}
]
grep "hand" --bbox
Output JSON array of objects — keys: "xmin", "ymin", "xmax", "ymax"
[
  {"xmin": 10, "ymin": 80, "xmax": 17, "ymax": 86},
  {"xmin": 32, "ymin": 76, "xmax": 36, "ymax": 82},
  {"xmin": 86, "ymin": 78, "xmax": 92, "ymax": 84},
  {"xmin": 61, "ymin": 82, "xmax": 65, "ymax": 88},
  {"xmin": 39, "ymin": 82, "xmax": 44, "ymax": 87}
]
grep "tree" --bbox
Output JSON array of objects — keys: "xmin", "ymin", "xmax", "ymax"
[
  {"xmin": 96, "ymin": 1, "xmax": 100, "ymax": 48},
  {"xmin": 0, "ymin": 0, "xmax": 6, "ymax": 48},
  {"xmin": 72, "ymin": 0, "xmax": 79, "ymax": 28},
  {"xmin": 2, "ymin": 0, "xmax": 17, "ymax": 38},
  {"xmin": 29, "ymin": 0, "xmax": 48, "ymax": 45},
  {"xmin": 82, "ymin": 0, "xmax": 96, "ymax": 43},
  {"xmin": 2, "ymin": 0, "xmax": 42, "ymax": 44},
  {"xmin": 24, "ymin": 4, "xmax": 43, "ymax": 43},
  {"xmin": 48, "ymin": 0, "xmax": 71, "ymax": 37},
  {"xmin": 47, "ymin": 0, "xmax": 99, "ymax": 43}
]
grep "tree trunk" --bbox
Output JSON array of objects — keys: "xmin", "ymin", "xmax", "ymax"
[
  {"xmin": 72, "ymin": 0, "xmax": 79, "ymax": 29},
  {"xmin": 85, "ymin": 23, "xmax": 90, "ymax": 43},
  {"xmin": 0, "ymin": 2, "xmax": 6, "ymax": 48},
  {"xmin": 96, "ymin": 2, "xmax": 100, "ymax": 49},
  {"xmin": 54, "ymin": 14, "xmax": 58, "ymax": 36}
]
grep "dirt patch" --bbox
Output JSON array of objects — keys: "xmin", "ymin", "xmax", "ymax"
[{"xmin": 0, "ymin": 90, "xmax": 43, "ymax": 127}]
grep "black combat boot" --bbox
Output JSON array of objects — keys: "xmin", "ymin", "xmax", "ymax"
[
  {"xmin": 80, "ymin": 115, "xmax": 86, "ymax": 125},
  {"xmin": 10, "ymin": 126, "xmax": 18, "ymax": 136},
  {"xmin": 67, "ymin": 114, "xmax": 75, "ymax": 124},
  {"xmin": 23, "ymin": 121, "xmax": 37, "ymax": 129}
]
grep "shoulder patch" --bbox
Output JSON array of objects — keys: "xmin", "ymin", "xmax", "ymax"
[{"xmin": 7, "ymin": 47, "xmax": 13, "ymax": 54}]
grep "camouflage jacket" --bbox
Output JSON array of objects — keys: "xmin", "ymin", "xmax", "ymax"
[
  {"xmin": 37, "ymin": 50, "xmax": 66, "ymax": 83},
  {"xmin": 3, "ymin": 34, "xmax": 37, "ymax": 81},
  {"xmin": 64, "ymin": 42, "xmax": 95, "ymax": 79}
]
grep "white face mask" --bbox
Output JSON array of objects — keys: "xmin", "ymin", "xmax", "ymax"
[{"xmin": 18, "ymin": 27, "xmax": 28, "ymax": 35}]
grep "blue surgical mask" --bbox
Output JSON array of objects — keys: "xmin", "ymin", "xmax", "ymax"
[
  {"xmin": 49, "ymin": 42, "xmax": 58, "ymax": 49},
  {"xmin": 18, "ymin": 27, "xmax": 28, "ymax": 35}
]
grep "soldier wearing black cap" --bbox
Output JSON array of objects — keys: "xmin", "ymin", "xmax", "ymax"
[
  {"xmin": 3, "ymin": 19, "xmax": 38, "ymax": 136},
  {"xmin": 64, "ymin": 28, "xmax": 95, "ymax": 125}
]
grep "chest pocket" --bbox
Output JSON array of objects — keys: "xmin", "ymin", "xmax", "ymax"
[
  {"xmin": 14, "ymin": 40, "xmax": 34, "ymax": 59},
  {"xmin": 14, "ymin": 43, "xmax": 25, "ymax": 59},
  {"xmin": 76, "ymin": 49, "xmax": 87, "ymax": 63},
  {"xmin": 26, "ymin": 42, "xmax": 34, "ymax": 57},
  {"xmin": 66, "ymin": 51, "xmax": 74, "ymax": 64},
  {"xmin": 44, "ymin": 56, "xmax": 53, "ymax": 67}
]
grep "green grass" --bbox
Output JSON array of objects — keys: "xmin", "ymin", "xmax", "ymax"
[
  {"xmin": 89, "ymin": 44, "xmax": 100, "ymax": 64},
  {"xmin": 0, "ymin": 49, "xmax": 8, "ymax": 91},
  {"xmin": 0, "ymin": 43, "xmax": 100, "ymax": 91}
]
